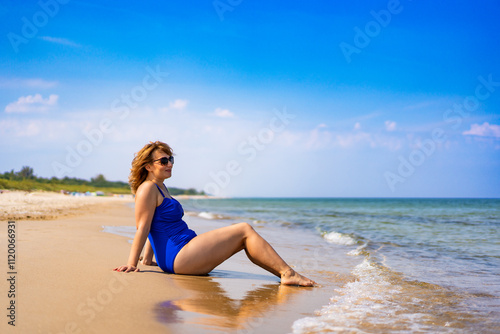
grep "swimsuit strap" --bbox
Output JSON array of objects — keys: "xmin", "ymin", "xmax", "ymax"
[{"xmin": 154, "ymin": 183, "xmax": 165, "ymax": 198}]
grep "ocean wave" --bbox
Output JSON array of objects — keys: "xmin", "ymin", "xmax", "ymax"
[
  {"xmin": 197, "ymin": 211, "xmax": 230, "ymax": 220},
  {"xmin": 323, "ymin": 231, "xmax": 357, "ymax": 245},
  {"xmin": 198, "ymin": 211, "xmax": 218, "ymax": 220},
  {"xmin": 292, "ymin": 258, "xmax": 486, "ymax": 333},
  {"xmin": 347, "ymin": 243, "xmax": 368, "ymax": 256},
  {"xmin": 292, "ymin": 258, "xmax": 403, "ymax": 333}
]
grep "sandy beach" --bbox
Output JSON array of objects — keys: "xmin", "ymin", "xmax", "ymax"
[
  {"xmin": 0, "ymin": 190, "xmax": 134, "ymax": 221},
  {"xmin": 0, "ymin": 191, "xmax": 349, "ymax": 334}
]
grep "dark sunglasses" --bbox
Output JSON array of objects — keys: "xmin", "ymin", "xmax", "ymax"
[{"xmin": 153, "ymin": 156, "xmax": 174, "ymax": 166}]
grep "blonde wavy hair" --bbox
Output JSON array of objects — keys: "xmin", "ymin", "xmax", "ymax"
[{"xmin": 129, "ymin": 141, "xmax": 173, "ymax": 194}]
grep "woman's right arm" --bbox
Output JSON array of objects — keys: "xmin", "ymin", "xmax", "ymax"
[{"xmin": 113, "ymin": 183, "xmax": 157, "ymax": 273}]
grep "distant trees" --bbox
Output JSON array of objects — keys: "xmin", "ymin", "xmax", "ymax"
[
  {"xmin": 183, "ymin": 188, "xmax": 205, "ymax": 195},
  {"xmin": 0, "ymin": 166, "xmax": 206, "ymax": 195},
  {"xmin": 90, "ymin": 174, "xmax": 107, "ymax": 187},
  {"xmin": 1, "ymin": 166, "xmax": 35, "ymax": 180},
  {"xmin": 0, "ymin": 167, "xmax": 129, "ymax": 188},
  {"xmin": 18, "ymin": 166, "xmax": 34, "ymax": 179}
]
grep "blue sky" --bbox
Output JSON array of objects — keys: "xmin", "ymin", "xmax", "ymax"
[{"xmin": 1, "ymin": 0, "xmax": 499, "ymax": 197}]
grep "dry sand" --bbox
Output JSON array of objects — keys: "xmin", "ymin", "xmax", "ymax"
[
  {"xmin": 0, "ymin": 192, "xmax": 349, "ymax": 333},
  {"xmin": 0, "ymin": 190, "xmax": 133, "ymax": 221}
]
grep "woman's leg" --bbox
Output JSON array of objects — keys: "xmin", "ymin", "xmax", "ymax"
[{"xmin": 173, "ymin": 222, "xmax": 315, "ymax": 286}]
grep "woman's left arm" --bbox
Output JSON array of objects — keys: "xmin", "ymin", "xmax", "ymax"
[{"xmin": 114, "ymin": 183, "xmax": 157, "ymax": 272}]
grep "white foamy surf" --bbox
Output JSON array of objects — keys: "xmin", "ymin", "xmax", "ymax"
[{"xmin": 323, "ymin": 231, "xmax": 357, "ymax": 245}]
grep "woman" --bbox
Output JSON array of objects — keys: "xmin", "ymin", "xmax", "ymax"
[{"xmin": 114, "ymin": 141, "xmax": 315, "ymax": 286}]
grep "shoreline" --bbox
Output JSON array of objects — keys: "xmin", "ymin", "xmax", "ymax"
[
  {"xmin": 0, "ymin": 192, "xmax": 346, "ymax": 333},
  {"xmin": 1, "ymin": 192, "xmax": 497, "ymax": 332}
]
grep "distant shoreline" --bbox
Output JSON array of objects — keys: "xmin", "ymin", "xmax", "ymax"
[
  {"xmin": 175, "ymin": 194, "xmax": 226, "ymax": 200},
  {"xmin": 0, "ymin": 190, "xmax": 222, "ymax": 221}
]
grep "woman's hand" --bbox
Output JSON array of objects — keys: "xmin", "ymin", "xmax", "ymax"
[{"xmin": 113, "ymin": 264, "xmax": 140, "ymax": 273}]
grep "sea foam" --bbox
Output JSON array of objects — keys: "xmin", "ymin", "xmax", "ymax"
[
  {"xmin": 292, "ymin": 258, "xmax": 405, "ymax": 333},
  {"xmin": 323, "ymin": 231, "xmax": 357, "ymax": 245},
  {"xmin": 198, "ymin": 211, "xmax": 222, "ymax": 220}
]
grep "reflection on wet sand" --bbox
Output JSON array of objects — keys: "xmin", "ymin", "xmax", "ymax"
[{"xmin": 155, "ymin": 270, "xmax": 310, "ymax": 332}]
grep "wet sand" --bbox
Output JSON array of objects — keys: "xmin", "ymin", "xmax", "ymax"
[{"xmin": 0, "ymin": 192, "xmax": 355, "ymax": 333}]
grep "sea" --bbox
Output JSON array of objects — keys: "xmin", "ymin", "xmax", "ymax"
[{"xmin": 105, "ymin": 197, "xmax": 500, "ymax": 333}]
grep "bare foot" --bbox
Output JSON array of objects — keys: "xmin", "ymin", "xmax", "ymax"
[
  {"xmin": 139, "ymin": 256, "xmax": 158, "ymax": 266},
  {"xmin": 281, "ymin": 268, "xmax": 316, "ymax": 287}
]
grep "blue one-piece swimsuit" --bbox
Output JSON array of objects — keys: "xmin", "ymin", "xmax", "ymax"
[{"xmin": 148, "ymin": 184, "xmax": 197, "ymax": 274}]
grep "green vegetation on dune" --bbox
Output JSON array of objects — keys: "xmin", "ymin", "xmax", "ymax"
[{"xmin": 0, "ymin": 166, "xmax": 206, "ymax": 196}]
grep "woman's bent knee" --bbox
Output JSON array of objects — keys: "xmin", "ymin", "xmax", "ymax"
[{"xmin": 235, "ymin": 222, "xmax": 254, "ymax": 235}]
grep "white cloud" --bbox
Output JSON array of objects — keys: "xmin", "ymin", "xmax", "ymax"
[
  {"xmin": 214, "ymin": 107, "xmax": 234, "ymax": 118},
  {"xmin": 335, "ymin": 132, "xmax": 375, "ymax": 148},
  {"xmin": 354, "ymin": 122, "xmax": 361, "ymax": 130},
  {"xmin": 385, "ymin": 120, "xmax": 397, "ymax": 132},
  {"xmin": 301, "ymin": 124, "xmax": 376, "ymax": 150},
  {"xmin": 5, "ymin": 94, "xmax": 59, "ymax": 113},
  {"xmin": 169, "ymin": 99, "xmax": 188, "ymax": 110},
  {"xmin": 403, "ymin": 101, "xmax": 436, "ymax": 111},
  {"xmin": 39, "ymin": 36, "xmax": 81, "ymax": 47},
  {"xmin": 159, "ymin": 99, "xmax": 188, "ymax": 113},
  {"xmin": 276, "ymin": 124, "xmax": 405, "ymax": 151},
  {"xmin": 304, "ymin": 125, "xmax": 333, "ymax": 150},
  {"xmin": 277, "ymin": 130, "xmax": 302, "ymax": 147},
  {"xmin": 463, "ymin": 122, "xmax": 500, "ymax": 138},
  {"xmin": 0, "ymin": 77, "xmax": 58, "ymax": 89},
  {"xmin": 0, "ymin": 118, "xmax": 71, "ymax": 139}
]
